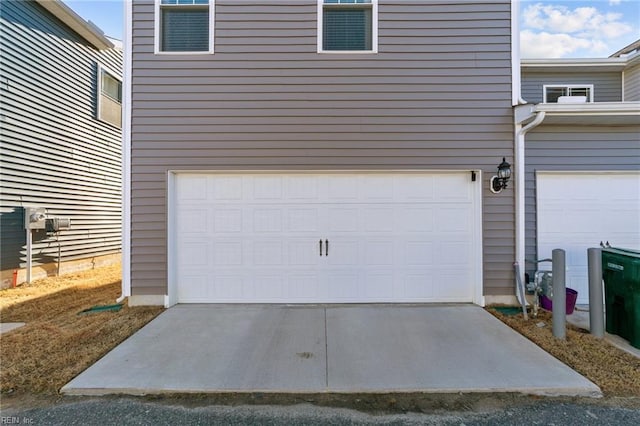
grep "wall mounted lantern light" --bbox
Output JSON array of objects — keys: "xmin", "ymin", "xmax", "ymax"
[{"xmin": 490, "ymin": 157, "xmax": 511, "ymax": 194}]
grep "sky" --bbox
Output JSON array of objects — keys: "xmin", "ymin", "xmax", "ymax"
[{"xmin": 64, "ymin": 0, "xmax": 640, "ymax": 58}]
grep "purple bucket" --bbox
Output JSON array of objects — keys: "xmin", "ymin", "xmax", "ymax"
[{"xmin": 539, "ymin": 288, "xmax": 578, "ymax": 315}]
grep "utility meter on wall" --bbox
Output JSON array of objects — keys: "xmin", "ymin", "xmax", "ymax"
[{"xmin": 24, "ymin": 207, "xmax": 47, "ymax": 230}]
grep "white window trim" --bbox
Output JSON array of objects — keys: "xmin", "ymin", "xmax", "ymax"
[
  {"xmin": 154, "ymin": 0, "xmax": 215, "ymax": 55},
  {"xmin": 542, "ymin": 84, "xmax": 594, "ymax": 103},
  {"xmin": 317, "ymin": 0, "xmax": 378, "ymax": 54},
  {"xmin": 97, "ymin": 64, "xmax": 122, "ymax": 128}
]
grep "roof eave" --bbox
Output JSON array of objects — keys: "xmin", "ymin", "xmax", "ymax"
[
  {"xmin": 531, "ymin": 102, "xmax": 640, "ymax": 126},
  {"xmin": 521, "ymin": 58, "xmax": 627, "ymax": 71},
  {"xmin": 35, "ymin": 0, "xmax": 114, "ymax": 50},
  {"xmin": 534, "ymin": 102, "xmax": 640, "ymax": 115}
]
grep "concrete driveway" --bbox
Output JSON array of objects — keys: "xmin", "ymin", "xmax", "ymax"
[{"xmin": 62, "ymin": 304, "xmax": 600, "ymax": 396}]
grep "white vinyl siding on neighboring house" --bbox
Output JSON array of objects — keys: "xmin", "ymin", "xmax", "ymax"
[
  {"xmin": 98, "ymin": 66, "xmax": 122, "ymax": 128},
  {"xmin": 318, "ymin": 0, "xmax": 378, "ymax": 53},
  {"xmin": 156, "ymin": 0, "xmax": 214, "ymax": 53}
]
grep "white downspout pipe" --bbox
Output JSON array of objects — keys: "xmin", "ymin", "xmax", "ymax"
[
  {"xmin": 117, "ymin": 0, "xmax": 133, "ymax": 304},
  {"xmin": 514, "ymin": 111, "xmax": 546, "ymax": 305}
]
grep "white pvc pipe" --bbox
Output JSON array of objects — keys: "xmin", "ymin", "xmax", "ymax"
[{"xmin": 26, "ymin": 228, "xmax": 32, "ymax": 283}]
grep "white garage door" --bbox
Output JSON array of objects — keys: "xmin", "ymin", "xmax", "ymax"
[
  {"xmin": 172, "ymin": 172, "xmax": 481, "ymax": 304},
  {"xmin": 537, "ymin": 172, "xmax": 640, "ymax": 304}
]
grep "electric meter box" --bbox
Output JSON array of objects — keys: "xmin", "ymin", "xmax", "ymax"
[{"xmin": 24, "ymin": 207, "xmax": 47, "ymax": 230}]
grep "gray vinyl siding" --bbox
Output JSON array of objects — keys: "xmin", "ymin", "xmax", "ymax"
[
  {"xmin": 624, "ymin": 63, "xmax": 640, "ymax": 101},
  {"xmin": 0, "ymin": 0, "xmax": 123, "ymax": 271},
  {"xmin": 130, "ymin": 0, "xmax": 515, "ymax": 297},
  {"xmin": 524, "ymin": 125, "xmax": 640, "ymax": 275},
  {"xmin": 521, "ymin": 71, "xmax": 622, "ymax": 103}
]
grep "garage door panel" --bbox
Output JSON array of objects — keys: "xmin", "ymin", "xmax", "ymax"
[
  {"xmin": 177, "ymin": 176, "xmax": 207, "ymax": 201},
  {"xmin": 287, "ymin": 274, "xmax": 320, "ymax": 299},
  {"xmin": 403, "ymin": 274, "xmax": 435, "ymax": 299},
  {"xmin": 179, "ymin": 209, "xmax": 208, "ymax": 233},
  {"xmin": 288, "ymin": 239, "xmax": 321, "ymax": 266},
  {"xmin": 174, "ymin": 173, "xmax": 479, "ymax": 303},
  {"xmin": 324, "ymin": 272, "xmax": 360, "ymax": 300},
  {"xmin": 212, "ymin": 241, "xmax": 243, "ymax": 265},
  {"xmin": 437, "ymin": 241, "xmax": 472, "ymax": 266},
  {"xmin": 212, "ymin": 209, "xmax": 242, "ymax": 233},
  {"xmin": 177, "ymin": 240, "xmax": 208, "ymax": 267},
  {"xmin": 326, "ymin": 176, "xmax": 359, "ymax": 201},
  {"xmin": 253, "ymin": 240, "xmax": 283, "ymax": 265},
  {"xmin": 252, "ymin": 209, "xmax": 283, "ymax": 233},
  {"xmin": 286, "ymin": 176, "xmax": 319, "ymax": 200},
  {"xmin": 211, "ymin": 176, "xmax": 243, "ymax": 200},
  {"xmin": 362, "ymin": 272, "xmax": 395, "ymax": 299},
  {"xmin": 326, "ymin": 238, "xmax": 359, "ymax": 266},
  {"xmin": 404, "ymin": 241, "xmax": 435, "ymax": 266},
  {"xmin": 436, "ymin": 208, "xmax": 472, "ymax": 233},
  {"xmin": 400, "ymin": 208, "xmax": 434, "ymax": 232},
  {"xmin": 363, "ymin": 208, "xmax": 395, "ymax": 232},
  {"xmin": 287, "ymin": 209, "xmax": 320, "ymax": 232},
  {"xmin": 363, "ymin": 239, "xmax": 395, "ymax": 266},
  {"xmin": 327, "ymin": 207, "xmax": 360, "ymax": 232}
]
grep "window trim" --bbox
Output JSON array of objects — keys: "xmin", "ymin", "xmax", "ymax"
[
  {"xmin": 317, "ymin": 0, "xmax": 378, "ymax": 54},
  {"xmin": 97, "ymin": 64, "xmax": 122, "ymax": 128},
  {"xmin": 154, "ymin": 0, "xmax": 215, "ymax": 55},
  {"xmin": 542, "ymin": 84, "xmax": 594, "ymax": 103}
]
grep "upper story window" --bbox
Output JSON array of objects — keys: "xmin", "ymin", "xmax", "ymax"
[
  {"xmin": 543, "ymin": 85, "xmax": 594, "ymax": 103},
  {"xmin": 318, "ymin": 0, "xmax": 378, "ymax": 53},
  {"xmin": 156, "ymin": 0, "xmax": 214, "ymax": 54},
  {"xmin": 98, "ymin": 66, "xmax": 122, "ymax": 128}
]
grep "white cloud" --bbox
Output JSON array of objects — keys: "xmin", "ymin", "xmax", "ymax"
[
  {"xmin": 609, "ymin": 0, "xmax": 622, "ymax": 5},
  {"xmin": 521, "ymin": 2, "xmax": 635, "ymax": 58},
  {"xmin": 522, "ymin": 3, "xmax": 633, "ymax": 37},
  {"xmin": 520, "ymin": 30, "xmax": 608, "ymax": 58}
]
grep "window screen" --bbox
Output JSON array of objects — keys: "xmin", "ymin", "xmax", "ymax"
[
  {"xmin": 98, "ymin": 68, "xmax": 122, "ymax": 128},
  {"xmin": 160, "ymin": 0, "xmax": 210, "ymax": 52},
  {"xmin": 322, "ymin": 0, "xmax": 373, "ymax": 51}
]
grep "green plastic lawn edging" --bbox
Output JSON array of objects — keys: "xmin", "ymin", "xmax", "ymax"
[
  {"xmin": 78, "ymin": 304, "xmax": 123, "ymax": 315},
  {"xmin": 493, "ymin": 306, "xmax": 522, "ymax": 316}
]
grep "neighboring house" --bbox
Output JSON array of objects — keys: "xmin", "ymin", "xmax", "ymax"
[
  {"xmin": 124, "ymin": 0, "xmax": 520, "ymax": 306},
  {"xmin": 517, "ymin": 40, "xmax": 640, "ymax": 304},
  {"xmin": 0, "ymin": 0, "xmax": 123, "ymax": 287}
]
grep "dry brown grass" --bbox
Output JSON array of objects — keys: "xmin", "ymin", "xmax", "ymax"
[
  {"xmin": 0, "ymin": 265, "xmax": 163, "ymax": 395},
  {"xmin": 489, "ymin": 308, "xmax": 640, "ymax": 397}
]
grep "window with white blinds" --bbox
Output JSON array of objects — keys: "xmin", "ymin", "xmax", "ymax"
[
  {"xmin": 319, "ymin": 0, "xmax": 378, "ymax": 53},
  {"xmin": 157, "ymin": 0, "xmax": 214, "ymax": 53}
]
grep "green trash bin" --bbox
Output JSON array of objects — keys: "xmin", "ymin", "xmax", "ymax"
[{"xmin": 602, "ymin": 247, "xmax": 640, "ymax": 349}]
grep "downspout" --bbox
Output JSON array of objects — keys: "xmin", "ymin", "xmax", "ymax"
[
  {"xmin": 117, "ymin": 0, "xmax": 133, "ymax": 304},
  {"xmin": 514, "ymin": 110, "xmax": 546, "ymax": 305}
]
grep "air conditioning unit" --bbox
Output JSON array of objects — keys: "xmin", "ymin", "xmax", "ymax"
[{"xmin": 557, "ymin": 96, "xmax": 587, "ymax": 104}]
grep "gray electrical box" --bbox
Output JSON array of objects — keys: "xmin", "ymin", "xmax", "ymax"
[
  {"xmin": 24, "ymin": 207, "xmax": 47, "ymax": 230},
  {"xmin": 46, "ymin": 217, "xmax": 71, "ymax": 232}
]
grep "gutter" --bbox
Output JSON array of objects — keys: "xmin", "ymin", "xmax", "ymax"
[{"xmin": 514, "ymin": 108, "xmax": 546, "ymax": 304}]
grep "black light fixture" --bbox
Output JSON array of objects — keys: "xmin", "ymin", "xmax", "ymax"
[{"xmin": 490, "ymin": 157, "xmax": 511, "ymax": 193}]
